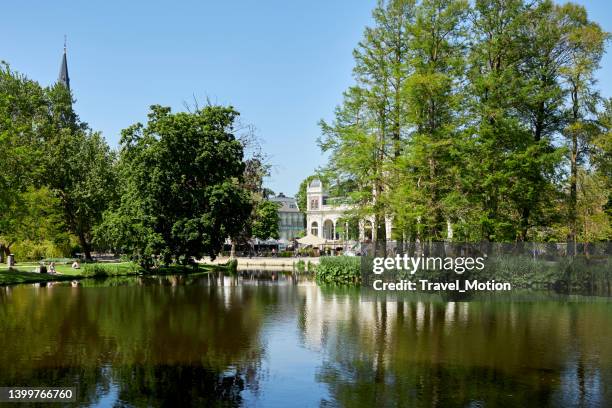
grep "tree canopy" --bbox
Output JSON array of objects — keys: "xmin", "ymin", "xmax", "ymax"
[
  {"xmin": 96, "ymin": 105, "xmax": 252, "ymax": 267},
  {"xmin": 319, "ymin": 0, "xmax": 611, "ymax": 245}
]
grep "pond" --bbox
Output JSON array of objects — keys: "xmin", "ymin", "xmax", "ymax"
[{"xmin": 0, "ymin": 271, "xmax": 611, "ymax": 407}]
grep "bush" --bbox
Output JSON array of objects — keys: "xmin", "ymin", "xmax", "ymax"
[
  {"xmin": 226, "ymin": 258, "xmax": 238, "ymax": 274},
  {"xmin": 11, "ymin": 239, "xmax": 73, "ymax": 261},
  {"xmin": 81, "ymin": 263, "xmax": 139, "ymax": 277},
  {"xmin": 316, "ymin": 256, "xmax": 361, "ymax": 284}
]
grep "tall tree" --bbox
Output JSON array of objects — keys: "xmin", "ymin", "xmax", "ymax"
[
  {"xmin": 558, "ymin": 3, "xmax": 608, "ymax": 248},
  {"xmin": 0, "ymin": 64, "xmax": 48, "ymax": 259},
  {"xmin": 96, "ymin": 105, "xmax": 252, "ymax": 268},
  {"xmin": 595, "ymin": 98, "xmax": 612, "ymax": 217},
  {"xmin": 320, "ymin": 0, "xmax": 415, "ymax": 254},
  {"xmin": 464, "ymin": 0, "xmax": 557, "ymax": 242},
  {"xmin": 393, "ymin": 0, "xmax": 468, "ymax": 244},
  {"xmin": 44, "ymin": 84, "xmax": 117, "ymax": 260}
]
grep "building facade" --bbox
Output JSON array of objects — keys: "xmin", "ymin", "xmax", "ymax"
[
  {"xmin": 269, "ymin": 193, "xmax": 304, "ymax": 242},
  {"xmin": 305, "ymin": 179, "xmax": 392, "ymax": 243}
]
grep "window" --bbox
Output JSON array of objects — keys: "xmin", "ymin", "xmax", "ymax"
[
  {"xmin": 311, "ymin": 222, "xmax": 318, "ymax": 236},
  {"xmin": 310, "ymin": 199, "xmax": 319, "ymax": 210}
]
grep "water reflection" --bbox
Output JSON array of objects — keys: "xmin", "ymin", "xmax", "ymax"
[{"xmin": 0, "ymin": 273, "xmax": 610, "ymax": 407}]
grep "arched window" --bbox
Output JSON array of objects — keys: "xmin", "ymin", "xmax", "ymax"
[
  {"xmin": 323, "ymin": 219, "xmax": 334, "ymax": 240},
  {"xmin": 311, "ymin": 222, "xmax": 318, "ymax": 237}
]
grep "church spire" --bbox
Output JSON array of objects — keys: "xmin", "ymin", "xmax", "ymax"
[{"xmin": 58, "ymin": 35, "xmax": 70, "ymax": 90}]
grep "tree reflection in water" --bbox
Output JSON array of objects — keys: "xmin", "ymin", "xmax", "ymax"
[
  {"xmin": 0, "ymin": 274, "xmax": 268, "ymax": 406},
  {"xmin": 0, "ymin": 276, "xmax": 610, "ymax": 407},
  {"xmin": 304, "ymin": 288, "xmax": 612, "ymax": 407}
]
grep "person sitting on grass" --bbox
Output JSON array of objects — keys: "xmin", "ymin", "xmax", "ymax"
[
  {"xmin": 72, "ymin": 260, "xmax": 80, "ymax": 269},
  {"xmin": 48, "ymin": 262, "xmax": 56, "ymax": 274}
]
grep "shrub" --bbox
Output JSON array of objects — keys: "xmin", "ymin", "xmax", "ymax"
[
  {"xmin": 316, "ymin": 256, "xmax": 361, "ymax": 284},
  {"xmin": 226, "ymin": 258, "xmax": 238, "ymax": 274},
  {"xmin": 81, "ymin": 263, "xmax": 139, "ymax": 277},
  {"xmin": 11, "ymin": 240, "xmax": 73, "ymax": 261}
]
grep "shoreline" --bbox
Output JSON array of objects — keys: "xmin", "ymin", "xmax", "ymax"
[{"xmin": 0, "ymin": 262, "xmax": 225, "ymax": 286}]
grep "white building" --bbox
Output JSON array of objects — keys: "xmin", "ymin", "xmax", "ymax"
[{"xmin": 305, "ymin": 179, "xmax": 392, "ymax": 243}]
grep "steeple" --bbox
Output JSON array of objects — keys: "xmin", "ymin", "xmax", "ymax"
[{"xmin": 58, "ymin": 36, "xmax": 70, "ymax": 90}]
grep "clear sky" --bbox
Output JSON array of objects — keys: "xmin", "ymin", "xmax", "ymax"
[{"xmin": 2, "ymin": 0, "xmax": 611, "ymax": 196}]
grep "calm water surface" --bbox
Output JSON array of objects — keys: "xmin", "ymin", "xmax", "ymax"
[{"xmin": 0, "ymin": 272, "xmax": 611, "ymax": 407}]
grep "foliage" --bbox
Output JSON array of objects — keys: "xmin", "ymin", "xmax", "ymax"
[
  {"xmin": 81, "ymin": 262, "xmax": 140, "ymax": 278},
  {"xmin": 315, "ymin": 256, "xmax": 361, "ymax": 284},
  {"xmin": 0, "ymin": 63, "xmax": 116, "ymax": 261},
  {"xmin": 96, "ymin": 105, "xmax": 252, "ymax": 268},
  {"xmin": 226, "ymin": 258, "xmax": 238, "ymax": 274},
  {"xmin": 320, "ymin": 0, "xmax": 610, "ymax": 244},
  {"xmin": 251, "ymin": 200, "xmax": 280, "ymax": 240}
]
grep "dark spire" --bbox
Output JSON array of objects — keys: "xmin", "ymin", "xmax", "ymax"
[{"xmin": 58, "ymin": 36, "xmax": 70, "ymax": 90}]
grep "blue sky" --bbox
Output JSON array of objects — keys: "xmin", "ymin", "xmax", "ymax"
[{"xmin": 2, "ymin": 0, "xmax": 611, "ymax": 196}]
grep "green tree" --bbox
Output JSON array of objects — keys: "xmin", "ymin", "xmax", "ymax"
[
  {"xmin": 43, "ymin": 83, "xmax": 117, "ymax": 260},
  {"xmin": 229, "ymin": 155, "xmax": 274, "ymax": 257},
  {"xmin": 251, "ymin": 200, "xmax": 280, "ymax": 240},
  {"xmin": 392, "ymin": 0, "xmax": 468, "ymax": 244},
  {"xmin": 576, "ymin": 169, "xmax": 611, "ymax": 242},
  {"xmin": 320, "ymin": 0, "xmax": 416, "ymax": 255},
  {"xmin": 461, "ymin": 0, "xmax": 569, "ymax": 242},
  {"xmin": 558, "ymin": 4, "xmax": 608, "ymax": 247},
  {"xmin": 595, "ymin": 98, "xmax": 612, "ymax": 217},
  {"xmin": 0, "ymin": 64, "xmax": 48, "ymax": 259},
  {"xmin": 97, "ymin": 105, "xmax": 252, "ymax": 268}
]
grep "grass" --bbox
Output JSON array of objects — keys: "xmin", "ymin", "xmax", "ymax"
[
  {"xmin": 0, "ymin": 268, "xmax": 78, "ymax": 285},
  {"xmin": 0, "ymin": 260, "xmax": 224, "ymax": 286}
]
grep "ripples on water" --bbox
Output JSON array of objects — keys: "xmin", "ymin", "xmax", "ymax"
[{"xmin": 0, "ymin": 271, "xmax": 610, "ymax": 407}]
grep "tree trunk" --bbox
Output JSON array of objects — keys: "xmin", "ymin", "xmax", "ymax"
[
  {"xmin": 568, "ymin": 139, "xmax": 577, "ymax": 256},
  {"xmin": 568, "ymin": 86, "xmax": 579, "ymax": 257},
  {"xmin": 78, "ymin": 232, "xmax": 93, "ymax": 261},
  {"xmin": 1, "ymin": 244, "xmax": 10, "ymax": 263}
]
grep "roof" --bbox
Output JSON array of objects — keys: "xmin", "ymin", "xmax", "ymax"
[
  {"xmin": 297, "ymin": 234, "xmax": 326, "ymax": 246},
  {"xmin": 269, "ymin": 195, "xmax": 301, "ymax": 212}
]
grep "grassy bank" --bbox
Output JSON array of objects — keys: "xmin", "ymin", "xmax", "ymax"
[
  {"xmin": 0, "ymin": 268, "xmax": 79, "ymax": 285},
  {"xmin": 0, "ymin": 261, "xmax": 223, "ymax": 286}
]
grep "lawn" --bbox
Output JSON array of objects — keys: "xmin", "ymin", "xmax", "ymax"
[
  {"xmin": 0, "ymin": 262, "xmax": 129, "ymax": 285},
  {"xmin": 0, "ymin": 261, "xmax": 223, "ymax": 285},
  {"xmin": 0, "ymin": 267, "xmax": 78, "ymax": 285}
]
